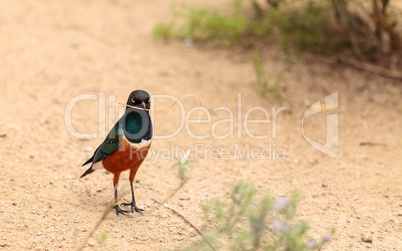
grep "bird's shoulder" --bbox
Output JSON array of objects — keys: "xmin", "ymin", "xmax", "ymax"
[{"xmin": 91, "ymin": 121, "xmax": 125, "ymax": 163}]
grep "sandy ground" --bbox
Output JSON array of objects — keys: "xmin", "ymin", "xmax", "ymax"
[{"xmin": 0, "ymin": 0, "xmax": 401, "ymax": 250}]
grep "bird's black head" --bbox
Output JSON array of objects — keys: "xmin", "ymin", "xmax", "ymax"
[{"xmin": 127, "ymin": 90, "xmax": 151, "ymax": 110}]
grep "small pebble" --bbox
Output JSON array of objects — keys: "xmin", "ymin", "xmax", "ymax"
[
  {"xmin": 159, "ymin": 71, "xmax": 169, "ymax": 76},
  {"xmin": 84, "ymin": 147, "xmax": 93, "ymax": 152},
  {"xmin": 88, "ymin": 240, "xmax": 95, "ymax": 247},
  {"xmin": 361, "ymin": 236, "xmax": 373, "ymax": 243}
]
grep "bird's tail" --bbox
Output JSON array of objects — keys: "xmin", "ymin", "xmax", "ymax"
[
  {"xmin": 80, "ymin": 166, "xmax": 95, "ymax": 178},
  {"xmin": 82, "ymin": 156, "xmax": 94, "ymax": 166}
]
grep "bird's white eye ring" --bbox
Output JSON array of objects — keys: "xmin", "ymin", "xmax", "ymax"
[{"xmin": 131, "ymin": 98, "xmax": 135, "ymax": 103}]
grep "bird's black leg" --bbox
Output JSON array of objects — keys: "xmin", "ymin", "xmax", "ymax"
[
  {"xmin": 122, "ymin": 182, "xmax": 144, "ymax": 214},
  {"xmin": 113, "ymin": 183, "xmax": 129, "ymax": 216}
]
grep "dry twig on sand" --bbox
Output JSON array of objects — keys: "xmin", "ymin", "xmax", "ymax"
[
  {"xmin": 76, "ymin": 190, "xmax": 129, "ymax": 251},
  {"xmin": 151, "ymin": 199, "xmax": 216, "ymax": 251}
]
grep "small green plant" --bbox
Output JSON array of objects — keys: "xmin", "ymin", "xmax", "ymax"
[
  {"xmin": 172, "ymin": 148, "xmax": 194, "ymax": 185},
  {"xmin": 97, "ymin": 231, "xmax": 109, "ymax": 251},
  {"xmin": 153, "ymin": 22, "xmax": 174, "ymax": 39},
  {"xmin": 184, "ymin": 182, "xmax": 335, "ymax": 250},
  {"xmin": 254, "ymin": 52, "xmax": 285, "ymax": 102}
]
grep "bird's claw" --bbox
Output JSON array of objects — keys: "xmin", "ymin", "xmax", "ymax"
[
  {"xmin": 122, "ymin": 201, "xmax": 145, "ymax": 215},
  {"xmin": 113, "ymin": 204, "xmax": 130, "ymax": 216}
]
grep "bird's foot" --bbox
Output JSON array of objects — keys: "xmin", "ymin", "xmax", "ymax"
[
  {"xmin": 122, "ymin": 201, "xmax": 145, "ymax": 215},
  {"xmin": 113, "ymin": 203, "xmax": 129, "ymax": 216}
]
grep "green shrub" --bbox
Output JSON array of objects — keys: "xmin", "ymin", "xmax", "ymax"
[
  {"xmin": 184, "ymin": 182, "xmax": 335, "ymax": 250},
  {"xmin": 154, "ymin": 0, "xmax": 401, "ymax": 66},
  {"xmin": 153, "ymin": 0, "xmax": 331, "ymax": 54}
]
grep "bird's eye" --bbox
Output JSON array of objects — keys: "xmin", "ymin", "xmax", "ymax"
[{"xmin": 131, "ymin": 98, "xmax": 135, "ymax": 103}]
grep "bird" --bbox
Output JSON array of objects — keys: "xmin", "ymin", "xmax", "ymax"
[{"xmin": 80, "ymin": 90, "xmax": 153, "ymax": 216}]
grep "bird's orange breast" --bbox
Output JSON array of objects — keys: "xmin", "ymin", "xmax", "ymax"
[{"xmin": 102, "ymin": 136, "xmax": 151, "ymax": 174}]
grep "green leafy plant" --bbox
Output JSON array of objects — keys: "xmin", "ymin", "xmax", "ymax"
[
  {"xmin": 254, "ymin": 52, "xmax": 285, "ymax": 102},
  {"xmin": 184, "ymin": 182, "xmax": 335, "ymax": 250}
]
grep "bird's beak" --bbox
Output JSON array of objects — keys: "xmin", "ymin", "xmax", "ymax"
[{"xmin": 141, "ymin": 101, "xmax": 146, "ymax": 109}]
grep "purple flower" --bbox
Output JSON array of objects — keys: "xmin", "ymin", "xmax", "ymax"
[
  {"xmin": 322, "ymin": 233, "xmax": 331, "ymax": 242},
  {"xmin": 273, "ymin": 219, "xmax": 283, "ymax": 229},
  {"xmin": 307, "ymin": 241, "xmax": 315, "ymax": 248},
  {"xmin": 274, "ymin": 196, "xmax": 289, "ymax": 210},
  {"xmin": 273, "ymin": 219, "xmax": 289, "ymax": 233}
]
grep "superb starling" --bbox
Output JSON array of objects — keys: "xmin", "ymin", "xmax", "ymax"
[{"xmin": 81, "ymin": 90, "xmax": 152, "ymax": 215}]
